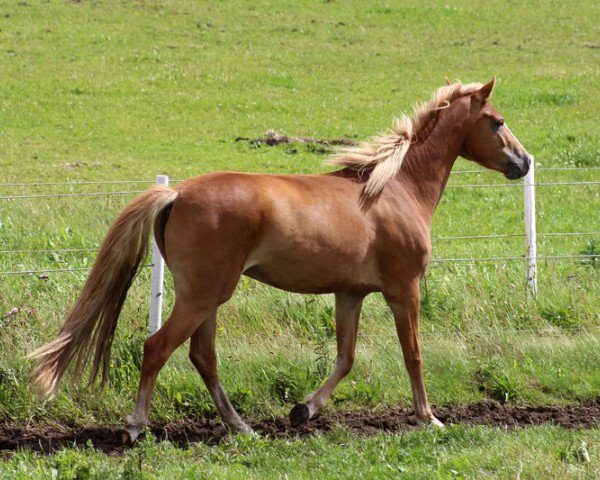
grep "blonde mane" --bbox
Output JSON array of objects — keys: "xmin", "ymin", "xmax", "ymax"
[{"xmin": 326, "ymin": 81, "xmax": 484, "ymax": 197}]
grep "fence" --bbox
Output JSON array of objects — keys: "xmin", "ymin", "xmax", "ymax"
[{"xmin": 1, "ymin": 166, "xmax": 599, "ymax": 333}]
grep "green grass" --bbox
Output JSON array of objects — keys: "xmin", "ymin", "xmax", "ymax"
[
  {"xmin": 2, "ymin": 426, "xmax": 599, "ymax": 479},
  {"xmin": 0, "ymin": 0, "xmax": 599, "ymax": 476},
  {"xmin": 1, "ymin": 326, "xmax": 599, "ymax": 424}
]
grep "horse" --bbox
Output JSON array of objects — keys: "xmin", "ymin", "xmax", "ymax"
[{"xmin": 30, "ymin": 78, "xmax": 532, "ymax": 443}]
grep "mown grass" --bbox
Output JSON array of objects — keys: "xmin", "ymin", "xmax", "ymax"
[{"xmin": 0, "ymin": 0, "xmax": 599, "ymax": 476}]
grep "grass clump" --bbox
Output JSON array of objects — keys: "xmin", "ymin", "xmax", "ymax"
[
  {"xmin": 580, "ymin": 239, "xmax": 600, "ymax": 268},
  {"xmin": 474, "ymin": 359, "xmax": 523, "ymax": 403}
]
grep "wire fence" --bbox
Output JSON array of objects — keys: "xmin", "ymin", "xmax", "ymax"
[
  {"xmin": 0, "ymin": 171, "xmax": 598, "ymax": 277},
  {"xmin": 1, "ymin": 231, "xmax": 598, "ymax": 257},
  {"xmin": 0, "ymin": 191, "xmax": 145, "ymax": 200},
  {"xmin": 0, "ymin": 165, "xmax": 599, "ymax": 192},
  {"xmin": 0, "ymin": 265, "xmax": 154, "ymax": 277},
  {"xmin": 0, "ymin": 181, "xmax": 599, "ymax": 200},
  {"xmin": 433, "ymin": 231, "xmax": 600, "ymax": 241},
  {"xmin": 2, "ymin": 254, "xmax": 598, "ymax": 277},
  {"xmin": 0, "ymin": 166, "xmax": 599, "ymax": 189}
]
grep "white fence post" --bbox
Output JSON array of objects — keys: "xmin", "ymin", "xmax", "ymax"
[
  {"xmin": 524, "ymin": 158, "xmax": 537, "ymax": 298},
  {"xmin": 149, "ymin": 175, "xmax": 169, "ymax": 335}
]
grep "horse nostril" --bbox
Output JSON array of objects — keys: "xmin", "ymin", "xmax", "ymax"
[{"xmin": 525, "ymin": 154, "xmax": 536, "ymax": 168}]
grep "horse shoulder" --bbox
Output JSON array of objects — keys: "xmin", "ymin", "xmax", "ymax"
[{"xmin": 371, "ymin": 194, "xmax": 432, "ymax": 280}]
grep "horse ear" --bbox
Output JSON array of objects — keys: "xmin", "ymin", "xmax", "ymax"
[{"xmin": 475, "ymin": 77, "xmax": 496, "ymax": 103}]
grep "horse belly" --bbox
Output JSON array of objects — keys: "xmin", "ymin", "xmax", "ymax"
[{"xmin": 242, "ymin": 242, "xmax": 380, "ymax": 294}]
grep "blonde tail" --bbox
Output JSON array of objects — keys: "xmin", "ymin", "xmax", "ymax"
[{"xmin": 29, "ymin": 186, "xmax": 178, "ymax": 398}]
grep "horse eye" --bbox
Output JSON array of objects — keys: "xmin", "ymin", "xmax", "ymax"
[{"xmin": 491, "ymin": 118, "xmax": 504, "ymax": 131}]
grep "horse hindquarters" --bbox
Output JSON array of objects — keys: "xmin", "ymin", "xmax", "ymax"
[{"xmin": 125, "ymin": 186, "xmax": 257, "ymax": 441}]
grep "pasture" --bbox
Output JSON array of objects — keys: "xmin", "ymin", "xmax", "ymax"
[{"xmin": 0, "ymin": 0, "xmax": 599, "ymax": 477}]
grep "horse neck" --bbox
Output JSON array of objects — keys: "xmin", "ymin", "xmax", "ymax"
[{"xmin": 397, "ymin": 101, "xmax": 469, "ymax": 220}]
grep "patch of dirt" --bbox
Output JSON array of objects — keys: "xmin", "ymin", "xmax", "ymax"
[
  {"xmin": 62, "ymin": 162, "xmax": 85, "ymax": 169},
  {"xmin": 1, "ymin": 400, "xmax": 599, "ymax": 455},
  {"xmin": 235, "ymin": 129, "xmax": 357, "ymax": 148}
]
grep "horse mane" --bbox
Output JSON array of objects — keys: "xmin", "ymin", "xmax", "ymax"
[{"xmin": 326, "ymin": 81, "xmax": 484, "ymax": 197}]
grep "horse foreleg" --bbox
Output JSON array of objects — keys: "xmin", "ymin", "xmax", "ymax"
[
  {"xmin": 385, "ymin": 284, "xmax": 443, "ymax": 427},
  {"xmin": 289, "ymin": 292, "xmax": 363, "ymax": 426},
  {"xmin": 189, "ymin": 309, "xmax": 253, "ymax": 434},
  {"xmin": 123, "ymin": 298, "xmax": 216, "ymax": 444}
]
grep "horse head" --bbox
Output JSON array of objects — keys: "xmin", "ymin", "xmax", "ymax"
[{"xmin": 461, "ymin": 78, "xmax": 532, "ymax": 179}]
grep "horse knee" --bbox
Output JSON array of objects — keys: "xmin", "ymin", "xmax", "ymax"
[{"xmin": 404, "ymin": 354, "xmax": 422, "ymax": 374}]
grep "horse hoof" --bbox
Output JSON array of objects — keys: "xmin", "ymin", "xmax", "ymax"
[
  {"xmin": 234, "ymin": 423, "xmax": 256, "ymax": 435},
  {"xmin": 418, "ymin": 416, "xmax": 445, "ymax": 428},
  {"xmin": 120, "ymin": 430, "xmax": 134, "ymax": 446},
  {"xmin": 289, "ymin": 403, "xmax": 310, "ymax": 427},
  {"xmin": 430, "ymin": 417, "xmax": 445, "ymax": 428},
  {"xmin": 120, "ymin": 427, "xmax": 141, "ymax": 445}
]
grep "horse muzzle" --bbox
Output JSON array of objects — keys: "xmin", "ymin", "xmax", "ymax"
[{"xmin": 504, "ymin": 153, "xmax": 532, "ymax": 180}]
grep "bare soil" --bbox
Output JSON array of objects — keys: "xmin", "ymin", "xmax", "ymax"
[
  {"xmin": 235, "ymin": 129, "xmax": 357, "ymax": 148},
  {"xmin": 1, "ymin": 400, "xmax": 599, "ymax": 455}
]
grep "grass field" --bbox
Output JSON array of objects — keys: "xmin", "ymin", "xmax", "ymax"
[{"xmin": 0, "ymin": 0, "xmax": 599, "ymax": 478}]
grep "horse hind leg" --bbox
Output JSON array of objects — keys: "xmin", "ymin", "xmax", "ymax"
[
  {"xmin": 289, "ymin": 292, "xmax": 364, "ymax": 426},
  {"xmin": 123, "ymin": 297, "xmax": 223, "ymax": 444},
  {"xmin": 189, "ymin": 309, "xmax": 253, "ymax": 434}
]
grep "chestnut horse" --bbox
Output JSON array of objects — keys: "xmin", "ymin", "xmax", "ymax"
[{"xmin": 30, "ymin": 78, "xmax": 532, "ymax": 442}]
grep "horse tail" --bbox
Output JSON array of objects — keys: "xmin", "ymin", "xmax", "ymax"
[{"xmin": 29, "ymin": 186, "xmax": 179, "ymax": 398}]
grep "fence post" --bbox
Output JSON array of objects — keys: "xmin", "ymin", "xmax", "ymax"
[
  {"xmin": 149, "ymin": 175, "xmax": 169, "ymax": 335},
  {"xmin": 524, "ymin": 158, "xmax": 537, "ymax": 298}
]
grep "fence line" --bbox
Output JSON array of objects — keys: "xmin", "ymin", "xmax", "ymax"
[
  {"xmin": 429, "ymin": 254, "xmax": 599, "ymax": 263},
  {"xmin": 433, "ymin": 231, "xmax": 600, "ymax": 242},
  {"xmin": 0, "ymin": 265, "xmax": 153, "ymax": 276},
  {"xmin": 0, "ymin": 180, "xmax": 155, "ymax": 188},
  {"xmin": 0, "ymin": 191, "xmax": 144, "ymax": 200},
  {"xmin": 0, "ymin": 267, "xmax": 96, "ymax": 276},
  {"xmin": 1, "ymin": 166, "xmax": 598, "ymax": 189},
  {"xmin": 1, "ymin": 231, "xmax": 597, "ymax": 256},
  {"xmin": 1, "ymin": 170, "xmax": 597, "ymax": 333},
  {"xmin": 1, "ymin": 182, "xmax": 599, "ymax": 201},
  {"xmin": 445, "ymin": 181, "xmax": 600, "ymax": 189},
  {"xmin": 450, "ymin": 166, "xmax": 600, "ymax": 174},
  {"xmin": 0, "ymin": 248, "xmax": 98, "ymax": 255},
  {"xmin": 2, "ymin": 254, "xmax": 598, "ymax": 277}
]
